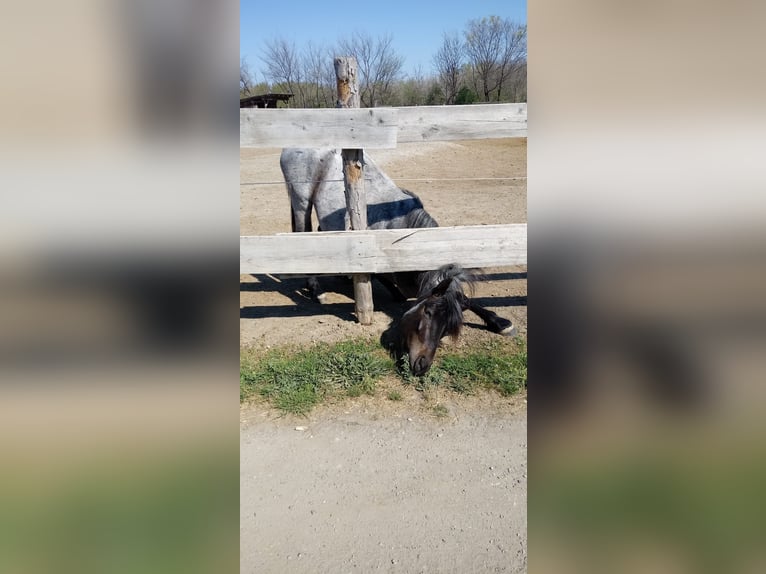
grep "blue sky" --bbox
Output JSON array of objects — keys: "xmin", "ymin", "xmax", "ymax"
[{"xmin": 241, "ymin": 0, "xmax": 526, "ymax": 81}]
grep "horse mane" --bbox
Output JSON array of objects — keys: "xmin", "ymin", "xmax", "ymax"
[
  {"xmin": 399, "ymin": 189, "xmax": 439, "ymax": 229},
  {"xmin": 407, "ymin": 208, "xmax": 439, "ymax": 229},
  {"xmin": 417, "ymin": 264, "xmax": 478, "ymax": 298},
  {"xmin": 415, "ymin": 264, "xmax": 479, "ymax": 338}
]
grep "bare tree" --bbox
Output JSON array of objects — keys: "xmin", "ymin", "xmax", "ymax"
[
  {"xmin": 508, "ymin": 60, "xmax": 527, "ymax": 102},
  {"xmin": 464, "ymin": 16, "xmax": 504, "ymax": 102},
  {"xmin": 336, "ymin": 32, "xmax": 404, "ymax": 107},
  {"xmin": 240, "ymin": 56, "xmax": 253, "ymax": 96},
  {"xmin": 255, "ymin": 18, "xmax": 525, "ymax": 108},
  {"xmin": 496, "ymin": 23, "xmax": 527, "ymax": 102},
  {"xmin": 433, "ymin": 32, "xmax": 463, "ymax": 104},
  {"xmin": 261, "ymin": 38, "xmax": 303, "ymax": 104},
  {"xmin": 301, "ymin": 41, "xmax": 336, "ymax": 107},
  {"xmin": 464, "ymin": 16, "xmax": 526, "ymax": 102}
]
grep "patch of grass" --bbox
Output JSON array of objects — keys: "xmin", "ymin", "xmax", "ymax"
[
  {"xmin": 327, "ymin": 340, "xmax": 389, "ymax": 390},
  {"xmin": 240, "ymin": 336, "xmax": 527, "ymax": 414},
  {"xmin": 346, "ymin": 375, "xmax": 377, "ymax": 398},
  {"xmin": 432, "ymin": 404, "xmax": 449, "ymax": 418},
  {"xmin": 396, "ymin": 354, "xmax": 447, "ymax": 391},
  {"xmin": 273, "ymin": 384, "xmax": 319, "ymax": 415},
  {"xmin": 240, "ymin": 340, "xmax": 392, "ymax": 414},
  {"xmin": 439, "ymin": 338, "xmax": 527, "ymax": 396}
]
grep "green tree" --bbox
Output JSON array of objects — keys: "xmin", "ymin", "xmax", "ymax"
[
  {"xmin": 425, "ymin": 82, "xmax": 444, "ymax": 105},
  {"xmin": 454, "ymin": 86, "xmax": 477, "ymax": 105}
]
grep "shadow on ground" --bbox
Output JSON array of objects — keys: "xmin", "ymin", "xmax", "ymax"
[{"xmin": 241, "ymin": 274, "xmax": 527, "ymax": 326}]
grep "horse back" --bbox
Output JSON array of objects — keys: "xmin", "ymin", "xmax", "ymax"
[{"xmin": 280, "ymin": 148, "xmax": 433, "ymax": 232}]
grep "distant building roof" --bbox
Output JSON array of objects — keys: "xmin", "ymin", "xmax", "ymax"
[{"xmin": 240, "ymin": 93, "xmax": 294, "ymax": 108}]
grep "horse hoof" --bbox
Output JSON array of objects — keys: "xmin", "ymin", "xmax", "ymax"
[
  {"xmin": 501, "ymin": 325, "xmax": 518, "ymax": 337},
  {"xmin": 316, "ymin": 293, "xmax": 328, "ymax": 304}
]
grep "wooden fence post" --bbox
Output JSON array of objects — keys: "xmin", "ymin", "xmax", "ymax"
[{"xmin": 335, "ymin": 56, "xmax": 374, "ymax": 325}]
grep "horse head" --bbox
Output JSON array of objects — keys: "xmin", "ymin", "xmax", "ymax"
[{"xmin": 398, "ymin": 267, "xmax": 471, "ymax": 376}]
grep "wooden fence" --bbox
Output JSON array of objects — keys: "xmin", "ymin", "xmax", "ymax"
[{"xmin": 240, "ymin": 98, "xmax": 527, "ymax": 320}]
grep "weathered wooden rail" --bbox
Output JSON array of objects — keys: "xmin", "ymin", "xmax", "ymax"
[
  {"xmin": 239, "ymin": 103, "xmax": 527, "ymax": 149},
  {"xmin": 240, "ymin": 224, "xmax": 527, "ymax": 275}
]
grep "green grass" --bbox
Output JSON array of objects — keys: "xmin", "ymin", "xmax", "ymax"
[
  {"xmin": 241, "ymin": 337, "xmax": 527, "ymax": 414},
  {"xmin": 240, "ymin": 339, "xmax": 391, "ymax": 414},
  {"xmin": 396, "ymin": 338, "xmax": 527, "ymax": 396},
  {"xmin": 439, "ymin": 338, "xmax": 527, "ymax": 396},
  {"xmin": 0, "ymin": 446, "xmax": 238, "ymax": 574},
  {"xmin": 432, "ymin": 404, "xmax": 450, "ymax": 418},
  {"xmin": 396, "ymin": 354, "xmax": 447, "ymax": 390},
  {"xmin": 534, "ymin": 452, "xmax": 766, "ymax": 573}
]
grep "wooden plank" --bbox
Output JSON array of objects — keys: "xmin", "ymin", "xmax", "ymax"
[
  {"xmin": 239, "ymin": 103, "xmax": 526, "ymax": 148},
  {"xmin": 396, "ymin": 103, "xmax": 527, "ymax": 142},
  {"xmin": 240, "ymin": 224, "xmax": 527, "ymax": 274},
  {"xmin": 240, "ymin": 233, "xmax": 376, "ymax": 274},
  {"xmin": 239, "ymin": 107, "xmax": 398, "ymax": 148}
]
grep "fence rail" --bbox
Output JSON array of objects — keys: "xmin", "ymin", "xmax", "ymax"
[
  {"xmin": 240, "ymin": 103, "xmax": 527, "ymax": 149},
  {"xmin": 240, "ymin": 224, "xmax": 527, "ymax": 275}
]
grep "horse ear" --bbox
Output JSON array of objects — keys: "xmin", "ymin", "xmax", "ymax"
[{"xmin": 430, "ymin": 276, "xmax": 453, "ymax": 298}]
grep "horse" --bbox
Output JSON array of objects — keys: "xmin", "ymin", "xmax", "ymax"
[{"xmin": 280, "ymin": 147, "xmax": 517, "ymax": 375}]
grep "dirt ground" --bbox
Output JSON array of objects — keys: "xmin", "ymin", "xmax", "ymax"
[
  {"xmin": 240, "ymin": 139, "xmax": 528, "ymax": 573},
  {"xmin": 241, "ymin": 395, "xmax": 527, "ymax": 573}
]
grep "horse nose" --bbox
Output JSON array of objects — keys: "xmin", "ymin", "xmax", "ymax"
[{"xmin": 412, "ymin": 355, "xmax": 431, "ymax": 376}]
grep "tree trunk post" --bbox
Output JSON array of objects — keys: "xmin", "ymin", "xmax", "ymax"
[{"xmin": 334, "ymin": 56, "xmax": 374, "ymax": 325}]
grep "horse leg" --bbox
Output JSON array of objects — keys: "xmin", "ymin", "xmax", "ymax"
[
  {"xmin": 464, "ymin": 298, "xmax": 517, "ymax": 336},
  {"xmin": 290, "ymin": 200, "xmax": 313, "ymax": 233},
  {"xmin": 290, "ymin": 200, "xmax": 326, "ymax": 301},
  {"xmin": 290, "ymin": 197, "xmax": 325, "ymax": 303},
  {"xmin": 304, "ymin": 276, "xmax": 327, "ymax": 303}
]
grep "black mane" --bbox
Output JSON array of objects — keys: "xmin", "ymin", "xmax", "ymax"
[
  {"xmin": 415, "ymin": 264, "xmax": 479, "ymax": 338},
  {"xmin": 400, "ymin": 189, "xmax": 439, "ymax": 229},
  {"xmin": 417, "ymin": 264, "xmax": 478, "ymax": 298},
  {"xmin": 405, "ymin": 208, "xmax": 439, "ymax": 229}
]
